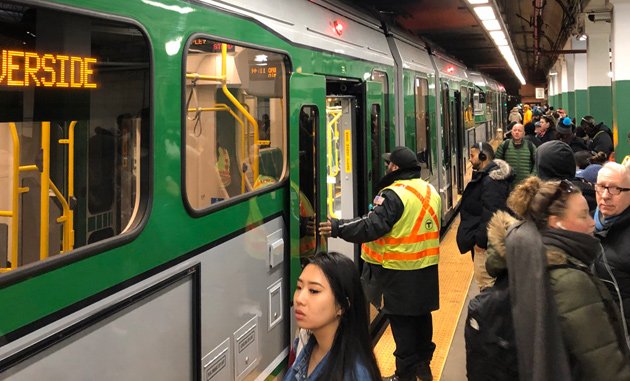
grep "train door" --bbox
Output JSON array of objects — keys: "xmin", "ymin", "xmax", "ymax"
[
  {"xmin": 290, "ymin": 73, "xmax": 327, "ymax": 273},
  {"xmin": 440, "ymin": 80, "xmax": 457, "ymax": 212},
  {"xmin": 365, "ymin": 81, "xmax": 384, "ymax": 202},
  {"xmin": 324, "ymin": 93, "xmax": 358, "ymax": 261},
  {"xmin": 454, "ymin": 90, "xmax": 465, "ymax": 193}
]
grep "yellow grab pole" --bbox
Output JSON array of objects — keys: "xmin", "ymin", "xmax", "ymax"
[
  {"xmin": 40, "ymin": 121, "xmax": 51, "ymax": 260},
  {"xmin": 58, "ymin": 121, "xmax": 76, "ymax": 251},
  {"xmin": 9, "ymin": 123, "xmax": 20, "ymax": 269},
  {"xmin": 185, "ymin": 73, "xmax": 225, "ymax": 82},
  {"xmin": 219, "ymin": 43, "xmax": 260, "ymax": 181},
  {"xmin": 48, "ymin": 180, "xmax": 72, "ymax": 253}
]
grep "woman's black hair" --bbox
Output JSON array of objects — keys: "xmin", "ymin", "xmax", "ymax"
[{"xmin": 307, "ymin": 252, "xmax": 381, "ymax": 381}]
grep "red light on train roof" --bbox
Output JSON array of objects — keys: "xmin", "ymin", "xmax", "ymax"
[
  {"xmin": 447, "ymin": 66, "xmax": 455, "ymax": 73},
  {"xmin": 333, "ymin": 20, "xmax": 344, "ymax": 36}
]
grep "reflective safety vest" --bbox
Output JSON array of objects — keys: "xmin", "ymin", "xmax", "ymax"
[{"xmin": 361, "ymin": 178, "xmax": 441, "ymax": 270}]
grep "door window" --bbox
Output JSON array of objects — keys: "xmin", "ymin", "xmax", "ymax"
[{"xmin": 183, "ymin": 39, "xmax": 288, "ymax": 212}]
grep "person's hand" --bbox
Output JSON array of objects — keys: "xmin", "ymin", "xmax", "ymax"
[{"xmin": 319, "ymin": 220, "xmax": 332, "ymax": 237}]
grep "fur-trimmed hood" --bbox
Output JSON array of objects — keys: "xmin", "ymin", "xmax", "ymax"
[
  {"xmin": 485, "ymin": 210, "xmax": 518, "ymax": 277},
  {"xmin": 485, "ymin": 211, "xmax": 581, "ymax": 276},
  {"xmin": 487, "ymin": 159, "xmax": 513, "ymax": 181}
]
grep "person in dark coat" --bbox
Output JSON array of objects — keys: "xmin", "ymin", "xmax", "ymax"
[
  {"xmin": 457, "ymin": 142, "xmax": 512, "ymax": 290},
  {"xmin": 484, "ymin": 177, "xmax": 630, "ymax": 381},
  {"xmin": 524, "ymin": 121, "xmax": 542, "ymax": 147},
  {"xmin": 593, "ymin": 162, "xmax": 630, "ymax": 337},
  {"xmin": 537, "ymin": 115, "xmax": 556, "ymax": 143},
  {"xmin": 581, "ymin": 115, "xmax": 614, "ymax": 156},
  {"xmin": 536, "ymin": 140, "xmax": 597, "ymax": 214},
  {"xmin": 319, "ymin": 146, "xmax": 441, "ymax": 381},
  {"xmin": 556, "ymin": 117, "xmax": 588, "ymax": 152}
]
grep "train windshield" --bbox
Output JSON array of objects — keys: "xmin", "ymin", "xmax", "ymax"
[{"xmin": 0, "ymin": 2, "xmax": 151, "ymax": 271}]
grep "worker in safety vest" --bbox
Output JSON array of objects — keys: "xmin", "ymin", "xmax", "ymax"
[{"xmin": 319, "ymin": 146, "xmax": 441, "ymax": 381}]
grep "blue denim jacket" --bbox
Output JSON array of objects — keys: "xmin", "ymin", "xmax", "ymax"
[{"xmin": 283, "ymin": 335, "xmax": 373, "ymax": 381}]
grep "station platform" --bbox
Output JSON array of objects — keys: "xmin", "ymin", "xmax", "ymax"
[{"xmin": 374, "ymin": 216, "xmax": 480, "ymax": 380}]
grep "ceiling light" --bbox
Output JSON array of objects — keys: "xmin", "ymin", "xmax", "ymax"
[
  {"xmin": 254, "ymin": 54, "xmax": 268, "ymax": 63},
  {"xmin": 489, "ymin": 30, "xmax": 505, "ymax": 41},
  {"xmin": 467, "ymin": 0, "xmax": 489, "ymax": 4},
  {"xmin": 473, "ymin": 6, "xmax": 496, "ymax": 21},
  {"xmin": 482, "ymin": 19, "xmax": 501, "ymax": 31}
]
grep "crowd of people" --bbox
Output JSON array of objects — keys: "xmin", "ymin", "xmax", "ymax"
[{"xmin": 282, "ymin": 104, "xmax": 630, "ymax": 381}]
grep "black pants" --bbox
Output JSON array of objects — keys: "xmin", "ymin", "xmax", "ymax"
[{"xmin": 388, "ymin": 313, "xmax": 435, "ymax": 379}]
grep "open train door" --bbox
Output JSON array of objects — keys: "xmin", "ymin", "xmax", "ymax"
[
  {"xmin": 361, "ymin": 79, "xmax": 388, "ymax": 332},
  {"xmin": 289, "ymin": 73, "xmax": 327, "ymax": 281},
  {"xmin": 363, "ymin": 80, "xmax": 385, "ymax": 202},
  {"xmin": 454, "ymin": 90, "xmax": 465, "ymax": 193}
]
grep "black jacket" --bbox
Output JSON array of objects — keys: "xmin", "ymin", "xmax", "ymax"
[
  {"xmin": 594, "ymin": 206, "xmax": 630, "ymax": 333},
  {"xmin": 589, "ymin": 123, "xmax": 614, "ymax": 156},
  {"xmin": 329, "ymin": 168, "xmax": 439, "ymax": 316},
  {"xmin": 457, "ymin": 159, "xmax": 512, "ymax": 253},
  {"xmin": 568, "ymin": 136, "xmax": 589, "ymax": 153}
]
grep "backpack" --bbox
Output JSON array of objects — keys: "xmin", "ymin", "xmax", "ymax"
[{"xmin": 465, "ymin": 275, "xmax": 519, "ymax": 381}]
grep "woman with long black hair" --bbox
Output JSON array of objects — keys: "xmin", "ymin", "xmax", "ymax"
[{"xmin": 284, "ymin": 252, "xmax": 381, "ymax": 381}]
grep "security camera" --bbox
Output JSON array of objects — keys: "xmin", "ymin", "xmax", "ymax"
[{"xmin": 587, "ymin": 13, "xmax": 611, "ymax": 23}]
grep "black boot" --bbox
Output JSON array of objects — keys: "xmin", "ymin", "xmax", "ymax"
[{"xmin": 416, "ymin": 361, "xmax": 433, "ymax": 381}]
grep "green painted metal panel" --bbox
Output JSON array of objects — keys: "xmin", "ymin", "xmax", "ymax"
[
  {"xmin": 588, "ymin": 85, "xmax": 613, "ymax": 127},
  {"xmin": 575, "ymin": 90, "xmax": 589, "ymax": 119},
  {"xmin": 613, "ymin": 80, "xmax": 630, "ymax": 161},
  {"xmin": 566, "ymin": 91, "xmax": 575, "ymax": 120}
]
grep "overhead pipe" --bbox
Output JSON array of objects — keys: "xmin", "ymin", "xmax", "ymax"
[{"xmin": 533, "ymin": 0, "xmax": 544, "ymax": 69}]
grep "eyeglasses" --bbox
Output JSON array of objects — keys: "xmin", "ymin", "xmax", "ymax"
[
  {"xmin": 550, "ymin": 179, "xmax": 577, "ymax": 204},
  {"xmin": 594, "ymin": 184, "xmax": 630, "ymax": 195}
]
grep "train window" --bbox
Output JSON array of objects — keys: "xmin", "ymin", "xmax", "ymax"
[
  {"xmin": 371, "ymin": 70, "xmax": 390, "ymax": 153},
  {"xmin": 414, "ymin": 77, "xmax": 431, "ymax": 173},
  {"xmin": 461, "ymin": 87, "xmax": 474, "ymax": 130},
  {"xmin": 184, "ymin": 39, "xmax": 287, "ymax": 211},
  {"xmin": 370, "ymin": 103, "xmax": 382, "ymax": 194},
  {"xmin": 0, "ymin": 3, "xmax": 150, "ymax": 271},
  {"xmin": 298, "ymin": 106, "xmax": 318, "ymax": 262}
]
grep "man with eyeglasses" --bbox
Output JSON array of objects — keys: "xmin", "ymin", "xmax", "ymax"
[{"xmin": 593, "ymin": 162, "xmax": 630, "ymax": 334}]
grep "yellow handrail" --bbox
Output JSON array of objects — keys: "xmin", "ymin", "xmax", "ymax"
[
  {"xmin": 0, "ymin": 123, "xmax": 28, "ymax": 270},
  {"xmin": 217, "ymin": 43, "xmax": 260, "ymax": 181},
  {"xmin": 58, "ymin": 121, "xmax": 76, "ymax": 252},
  {"xmin": 326, "ymin": 108, "xmax": 343, "ymax": 219},
  {"xmin": 186, "ymin": 43, "xmax": 262, "ymax": 187},
  {"xmin": 1, "ymin": 121, "xmax": 77, "ymax": 270},
  {"xmin": 58, "ymin": 121, "xmax": 77, "ymax": 199},
  {"xmin": 48, "ymin": 180, "xmax": 73, "ymax": 253},
  {"xmin": 188, "ymin": 105, "xmax": 248, "ymax": 192},
  {"xmin": 40, "ymin": 121, "xmax": 51, "ymax": 260}
]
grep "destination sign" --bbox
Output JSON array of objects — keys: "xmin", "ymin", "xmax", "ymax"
[
  {"xmin": 249, "ymin": 64, "xmax": 279, "ymax": 80},
  {"xmin": 0, "ymin": 49, "xmax": 98, "ymax": 89},
  {"xmin": 191, "ymin": 39, "xmax": 235, "ymax": 53}
]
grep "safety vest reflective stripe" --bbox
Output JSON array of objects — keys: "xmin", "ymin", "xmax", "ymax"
[
  {"xmin": 361, "ymin": 178, "xmax": 441, "ymax": 270},
  {"xmin": 374, "ymin": 231, "xmax": 440, "ymax": 245},
  {"xmin": 374, "ymin": 183, "xmax": 439, "ymax": 245},
  {"xmin": 362, "ymin": 243, "xmax": 440, "ymax": 262},
  {"xmin": 398, "ymin": 183, "xmax": 440, "ymax": 233}
]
